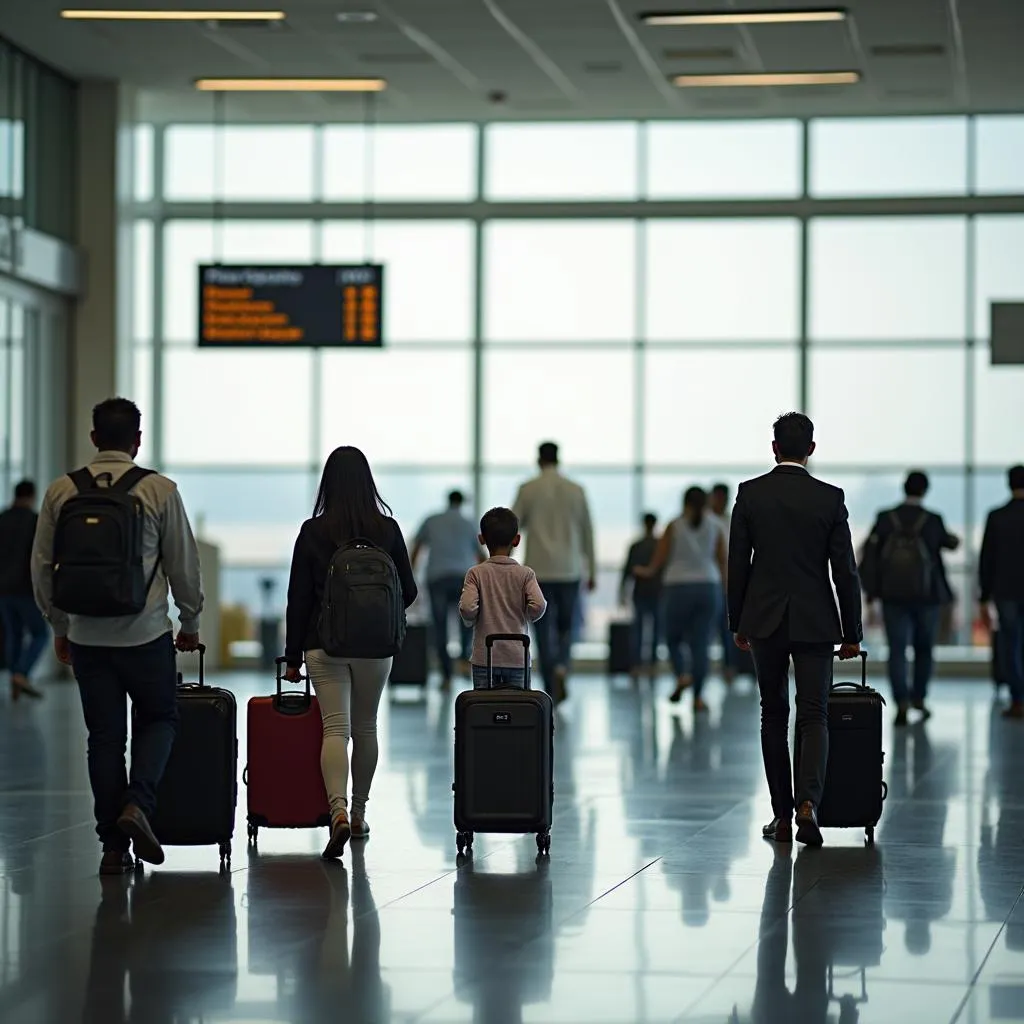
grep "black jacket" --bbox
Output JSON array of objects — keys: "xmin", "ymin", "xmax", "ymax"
[
  {"xmin": 979, "ymin": 497, "xmax": 1024, "ymax": 603},
  {"xmin": 728, "ymin": 465, "xmax": 862, "ymax": 645},
  {"xmin": 621, "ymin": 534, "xmax": 661, "ymax": 602},
  {"xmin": 864, "ymin": 504, "xmax": 958, "ymax": 605},
  {"xmin": 0, "ymin": 506, "xmax": 38, "ymax": 597},
  {"xmin": 285, "ymin": 516, "xmax": 418, "ymax": 666}
]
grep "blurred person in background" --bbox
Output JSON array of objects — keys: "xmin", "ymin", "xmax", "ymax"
[
  {"xmin": 862, "ymin": 471, "xmax": 959, "ymax": 727},
  {"xmin": 979, "ymin": 464, "xmax": 1024, "ymax": 720},
  {"xmin": 709, "ymin": 483, "xmax": 736, "ymax": 683},
  {"xmin": 412, "ymin": 490, "xmax": 482, "ymax": 691},
  {"xmin": 637, "ymin": 487, "xmax": 726, "ymax": 713},
  {"xmin": 0, "ymin": 480, "xmax": 47, "ymax": 700},
  {"xmin": 619, "ymin": 513, "xmax": 662, "ymax": 676},
  {"xmin": 513, "ymin": 442, "xmax": 596, "ymax": 705}
]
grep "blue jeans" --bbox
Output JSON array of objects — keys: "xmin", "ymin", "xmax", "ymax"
[
  {"xmin": 472, "ymin": 665, "xmax": 527, "ymax": 690},
  {"xmin": 428, "ymin": 575, "xmax": 473, "ymax": 681},
  {"xmin": 996, "ymin": 599, "xmax": 1024, "ymax": 703},
  {"xmin": 0, "ymin": 595, "xmax": 48, "ymax": 677},
  {"xmin": 663, "ymin": 582, "xmax": 721, "ymax": 699},
  {"xmin": 883, "ymin": 602, "xmax": 940, "ymax": 706},
  {"xmin": 631, "ymin": 593, "xmax": 662, "ymax": 667},
  {"xmin": 71, "ymin": 633, "xmax": 179, "ymax": 851}
]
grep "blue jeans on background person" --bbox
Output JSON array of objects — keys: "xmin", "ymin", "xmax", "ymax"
[
  {"xmin": 70, "ymin": 633, "xmax": 179, "ymax": 851},
  {"xmin": 631, "ymin": 593, "xmax": 662, "ymax": 668},
  {"xmin": 663, "ymin": 582, "xmax": 721, "ymax": 699},
  {"xmin": 428, "ymin": 575, "xmax": 473, "ymax": 682},
  {"xmin": 883, "ymin": 602, "xmax": 940, "ymax": 707},
  {"xmin": 0, "ymin": 595, "xmax": 49, "ymax": 678},
  {"xmin": 995, "ymin": 599, "xmax": 1024, "ymax": 704},
  {"xmin": 534, "ymin": 580, "xmax": 580, "ymax": 696},
  {"xmin": 472, "ymin": 665, "xmax": 528, "ymax": 690}
]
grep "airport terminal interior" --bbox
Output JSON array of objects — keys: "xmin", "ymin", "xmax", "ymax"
[{"xmin": 2, "ymin": 1, "xmax": 1024, "ymax": 1021}]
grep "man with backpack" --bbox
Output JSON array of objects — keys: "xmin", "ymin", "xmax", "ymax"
[
  {"xmin": 31, "ymin": 398, "xmax": 204, "ymax": 874},
  {"xmin": 862, "ymin": 471, "xmax": 959, "ymax": 726}
]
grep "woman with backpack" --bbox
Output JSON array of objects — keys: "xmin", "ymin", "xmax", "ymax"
[
  {"xmin": 284, "ymin": 446, "xmax": 418, "ymax": 859},
  {"xmin": 636, "ymin": 486, "xmax": 728, "ymax": 713}
]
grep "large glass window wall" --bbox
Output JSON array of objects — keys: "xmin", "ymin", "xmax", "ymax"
[{"xmin": 129, "ymin": 116, "xmax": 1024, "ymax": 647}]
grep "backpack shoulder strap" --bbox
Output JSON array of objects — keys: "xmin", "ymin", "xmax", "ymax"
[
  {"xmin": 910, "ymin": 511, "xmax": 929, "ymax": 536},
  {"xmin": 111, "ymin": 467, "xmax": 156, "ymax": 495},
  {"xmin": 68, "ymin": 468, "xmax": 97, "ymax": 494}
]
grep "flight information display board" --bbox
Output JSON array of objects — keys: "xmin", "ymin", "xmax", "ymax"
[{"xmin": 197, "ymin": 264, "xmax": 384, "ymax": 347}]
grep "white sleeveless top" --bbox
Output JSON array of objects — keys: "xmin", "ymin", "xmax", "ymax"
[{"xmin": 663, "ymin": 515, "xmax": 723, "ymax": 585}]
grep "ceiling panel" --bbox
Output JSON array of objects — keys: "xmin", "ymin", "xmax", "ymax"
[{"xmin": 0, "ymin": 0, "xmax": 1021, "ymax": 121}]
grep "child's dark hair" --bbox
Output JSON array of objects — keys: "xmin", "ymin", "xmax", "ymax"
[{"xmin": 480, "ymin": 506, "xmax": 519, "ymax": 551}]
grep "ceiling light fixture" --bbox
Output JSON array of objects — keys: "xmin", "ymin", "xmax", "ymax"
[
  {"xmin": 642, "ymin": 8, "xmax": 846, "ymax": 26},
  {"xmin": 195, "ymin": 77, "xmax": 387, "ymax": 92},
  {"xmin": 672, "ymin": 70, "xmax": 859, "ymax": 87},
  {"xmin": 61, "ymin": 9, "xmax": 286, "ymax": 20}
]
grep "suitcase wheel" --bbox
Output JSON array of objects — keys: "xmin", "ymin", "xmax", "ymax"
[
  {"xmin": 219, "ymin": 842, "xmax": 231, "ymax": 873},
  {"xmin": 536, "ymin": 831, "xmax": 551, "ymax": 856},
  {"xmin": 865, "ymin": 826, "xmax": 875, "ymax": 846},
  {"xmin": 456, "ymin": 831, "xmax": 474, "ymax": 856}
]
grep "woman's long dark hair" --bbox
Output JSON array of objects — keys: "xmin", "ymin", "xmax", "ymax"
[
  {"xmin": 313, "ymin": 446, "xmax": 393, "ymax": 543},
  {"xmin": 683, "ymin": 485, "xmax": 707, "ymax": 529}
]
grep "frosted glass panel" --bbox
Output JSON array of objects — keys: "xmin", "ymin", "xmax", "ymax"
[
  {"xmin": 974, "ymin": 216, "xmax": 1024, "ymax": 338},
  {"xmin": 976, "ymin": 116, "xmax": 1024, "ymax": 195},
  {"xmin": 646, "ymin": 120, "xmax": 801, "ymax": 199},
  {"xmin": 645, "ymin": 220, "xmax": 799, "ymax": 341},
  {"xmin": 810, "ymin": 218, "xmax": 967, "ymax": 340},
  {"xmin": 484, "ymin": 221, "xmax": 635, "ymax": 342},
  {"xmin": 486, "ymin": 122, "xmax": 639, "ymax": 200},
  {"xmin": 645, "ymin": 349, "xmax": 799, "ymax": 466}
]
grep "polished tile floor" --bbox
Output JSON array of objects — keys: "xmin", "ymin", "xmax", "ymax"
[{"xmin": 1, "ymin": 668, "xmax": 1022, "ymax": 1023}]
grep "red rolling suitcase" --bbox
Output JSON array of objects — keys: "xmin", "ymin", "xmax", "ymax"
[{"xmin": 244, "ymin": 657, "xmax": 331, "ymax": 847}]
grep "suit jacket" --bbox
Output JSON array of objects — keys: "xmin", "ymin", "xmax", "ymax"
[
  {"xmin": 979, "ymin": 498, "xmax": 1024, "ymax": 603},
  {"xmin": 728, "ymin": 465, "xmax": 862, "ymax": 645},
  {"xmin": 864, "ymin": 503, "xmax": 958, "ymax": 605}
]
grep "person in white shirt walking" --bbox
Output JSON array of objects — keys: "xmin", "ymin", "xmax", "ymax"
[
  {"xmin": 513, "ymin": 442, "xmax": 596, "ymax": 704},
  {"xmin": 32, "ymin": 398, "xmax": 204, "ymax": 875}
]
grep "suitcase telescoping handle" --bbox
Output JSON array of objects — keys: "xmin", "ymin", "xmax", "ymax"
[
  {"xmin": 175, "ymin": 641, "xmax": 206, "ymax": 689},
  {"xmin": 831, "ymin": 648, "xmax": 869, "ymax": 689},
  {"xmin": 274, "ymin": 655, "xmax": 313, "ymax": 712},
  {"xmin": 485, "ymin": 633, "xmax": 531, "ymax": 690}
]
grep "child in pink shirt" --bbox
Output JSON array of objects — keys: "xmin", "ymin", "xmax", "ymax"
[{"xmin": 459, "ymin": 507, "xmax": 547, "ymax": 689}]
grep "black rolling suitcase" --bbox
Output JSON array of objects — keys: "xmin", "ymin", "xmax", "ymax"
[
  {"xmin": 147, "ymin": 645, "xmax": 238, "ymax": 870},
  {"xmin": 813, "ymin": 651, "xmax": 888, "ymax": 844},
  {"xmin": 389, "ymin": 622, "xmax": 429, "ymax": 687},
  {"xmin": 608, "ymin": 620, "xmax": 632, "ymax": 675},
  {"xmin": 453, "ymin": 634, "xmax": 554, "ymax": 857}
]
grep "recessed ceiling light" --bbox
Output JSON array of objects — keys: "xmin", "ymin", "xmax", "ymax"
[
  {"xmin": 61, "ymin": 8, "xmax": 286, "ymax": 20},
  {"xmin": 336, "ymin": 10, "xmax": 378, "ymax": 22},
  {"xmin": 195, "ymin": 77, "xmax": 387, "ymax": 92},
  {"xmin": 672, "ymin": 70, "xmax": 860, "ymax": 87},
  {"xmin": 642, "ymin": 8, "xmax": 846, "ymax": 26}
]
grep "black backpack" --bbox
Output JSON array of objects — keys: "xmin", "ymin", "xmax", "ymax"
[
  {"xmin": 319, "ymin": 538, "xmax": 406, "ymax": 659},
  {"xmin": 52, "ymin": 466, "xmax": 159, "ymax": 617},
  {"xmin": 878, "ymin": 510, "xmax": 933, "ymax": 604}
]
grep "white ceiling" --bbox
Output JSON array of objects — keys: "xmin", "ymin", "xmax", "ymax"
[{"xmin": 3, "ymin": 0, "xmax": 1024, "ymax": 122}]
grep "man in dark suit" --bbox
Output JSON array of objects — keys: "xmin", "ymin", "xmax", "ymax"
[
  {"xmin": 863, "ymin": 471, "xmax": 959, "ymax": 726},
  {"xmin": 729, "ymin": 413, "xmax": 862, "ymax": 848},
  {"xmin": 979, "ymin": 464, "xmax": 1024, "ymax": 720}
]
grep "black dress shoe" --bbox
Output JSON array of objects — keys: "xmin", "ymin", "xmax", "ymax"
[
  {"xmin": 99, "ymin": 850, "xmax": 135, "ymax": 876},
  {"xmin": 117, "ymin": 804, "xmax": 165, "ymax": 865},
  {"xmin": 795, "ymin": 802, "xmax": 823, "ymax": 847},
  {"xmin": 762, "ymin": 817, "xmax": 793, "ymax": 843}
]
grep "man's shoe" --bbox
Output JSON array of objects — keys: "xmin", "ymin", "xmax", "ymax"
[
  {"xmin": 99, "ymin": 849, "xmax": 135, "ymax": 876},
  {"xmin": 795, "ymin": 802, "xmax": 824, "ymax": 847},
  {"xmin": 117, "ymin": 804, "xmax": 165, "ymax": 865},
  {"xmin": 894, "ymin": 705, "xmax": 909, "ymax": 727},
  {"xmin": 762, "ymin": 817, "xmax": 793, "ymax": 843},
  {"xmin": 1002, "ymin": 702, "xmax": 1024, "ymax": 720},
  {"xmin": 913, "ymin": 701, "xmax": 932, "ymax": 721}
]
